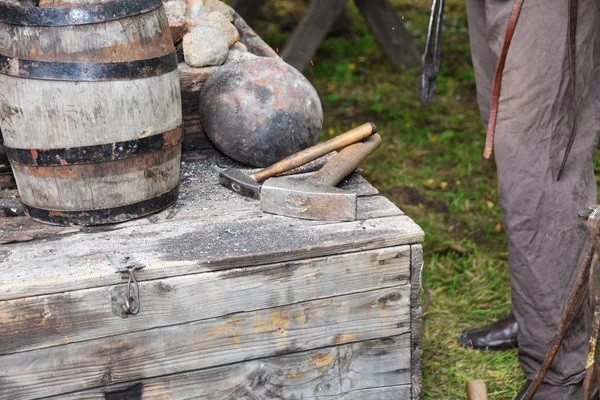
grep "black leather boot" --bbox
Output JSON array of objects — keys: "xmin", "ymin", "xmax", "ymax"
[{"xmin": 458, "ymin": 312, "xmax": 518, "ymax": 350}]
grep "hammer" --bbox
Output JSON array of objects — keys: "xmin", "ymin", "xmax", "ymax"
[
  {"xmin": 219, "ymin": 122, "xmax": 377, "ymax": 199},
  {"xmin": 260, "ymin": 133, "xmax": 382, "ymax": 221}
]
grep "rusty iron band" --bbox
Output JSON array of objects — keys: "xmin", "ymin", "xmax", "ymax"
[
  {"xmin": 24, "ymin": 185, "xmax": 179, "ymax": 226},
  {"xmin": 0, "ymin": 52, "xmax": 178, "ymax": 81},
  {"xmin": 0, "ymin": 0, "xmax": 162, "ymax": 27},
  {"xmin": 6, "ymin": 127, "xmax": 182, "ymax": 166}
]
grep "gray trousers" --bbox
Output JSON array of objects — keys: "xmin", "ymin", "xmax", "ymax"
[{"xmin": 466, "ymin": 0, "xmax": 600, "ymax": 388}]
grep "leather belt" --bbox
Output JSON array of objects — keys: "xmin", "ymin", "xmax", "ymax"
[{"xmin": 483, "ymin": 0, "xmax": 525, "ymax": 160}]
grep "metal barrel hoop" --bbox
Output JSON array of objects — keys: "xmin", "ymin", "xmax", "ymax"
[
  {"xmin": 0, "ymin": 0, "xmax": 163, "ymax": 27},
  {"xmin": 6, "ymin": 127, "xmax": 183, "ymax": 167},
  {"xmin": 24, "ymin": 186, "xmax": 180, "ymax": 226}
]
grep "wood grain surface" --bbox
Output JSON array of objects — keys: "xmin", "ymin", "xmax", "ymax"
[
  {"xmin": 1, "ymin": 246, "xmax": 411, "ymax": 355},
  {"xmin": 0, "ymin": 150, "xmax": 424, "ymax": 399},
  {"xmin": 0, "ymin": 7, "xmax": 173, "ymax": 63},
  {"xmin": 47, "ymin": 335, "xmax": 412, "ymax": 400},
  {"xmin": 0, "ymin": 152, "xmax": 423, "ymax": 301},
  {"xmin": 0, "ymin": 287, "xmax": 410, "ymax": 398}
]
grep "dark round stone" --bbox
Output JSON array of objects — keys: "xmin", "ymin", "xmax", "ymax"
[{"xmin": 199, "ymin": 56, "xmax": 323, "ymax": 167}]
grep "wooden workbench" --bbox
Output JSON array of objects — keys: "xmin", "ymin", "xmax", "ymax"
[{"xmin": 0, "ymin": 150, "xmax": 424, "ymax": 400}]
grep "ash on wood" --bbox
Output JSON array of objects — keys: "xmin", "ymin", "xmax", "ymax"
[{"xmin": 0, "ymin": 150, "xmax": 424, "ymax": 399}]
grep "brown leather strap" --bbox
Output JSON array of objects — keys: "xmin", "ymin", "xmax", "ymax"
[
  {"xmin": 484, "ymin": 0, "xmax": 579, "ymax": 181},
  {"xmin": 484, "ymin": 0, "xmax": 525, "ymax": 159},
  {"xmin": 557, "ymin": 0, "xmax": 579, "ymax": 181}
]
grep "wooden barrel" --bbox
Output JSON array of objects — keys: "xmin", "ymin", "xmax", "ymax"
[{"xmin": 0, "ymin": 0, "xmax": 182, "ymax": 225}]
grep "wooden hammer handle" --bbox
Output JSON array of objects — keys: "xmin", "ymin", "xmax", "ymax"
[
  {"xmin": 466, "ymin": 380, "xmax": 488, "ymax": 400},
  {"xmin": 250, "ymin": 122, "xmax": 376, "ymax": 183},
  {"xmin": 306, "ymin": 133, "xmax": 382, "ymax": 188}
]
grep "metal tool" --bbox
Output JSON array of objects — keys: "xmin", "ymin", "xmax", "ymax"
[
  {"xmin": 260, "ymin": 133, "xmax": 382, "ymax": 221},
  {"xmin": 111, "ymin": 265, "xmax": 144, "ymax": 317},
  {"xmin": 219, "ymin": 122, "xmax": 377, "ymax": 199},
  {"xmin": 419, "ymin": 0, "xmax": 445, "ymax": 105},
  {"xmin": 516, "ymin": 205, "xmax": 600, "ymax": 399}
]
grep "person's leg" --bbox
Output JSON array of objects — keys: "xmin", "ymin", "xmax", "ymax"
[
  {"xmin": 489, "ymin": 0, "xmax": 600, "ymax": 392},
  {"xmin": 459, "ymin": 0, "xmax": 519, "ymax": 352},
  {"xmin": 465, "ymin": 0, "xmax": 497, "ymax": 127}
]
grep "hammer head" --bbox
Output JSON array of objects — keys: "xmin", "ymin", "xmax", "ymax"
[
  {"xmin": 260, "ymin": 177, "xmax": 357, "ymax": 221},
  {"xmin": 219, "ymin": 169, "xmax": 261, "ymax": 199}
]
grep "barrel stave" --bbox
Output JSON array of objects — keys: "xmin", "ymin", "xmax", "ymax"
[{"xmin": 0, "ymin": 1, "xmax": 183, "ymax": 225}]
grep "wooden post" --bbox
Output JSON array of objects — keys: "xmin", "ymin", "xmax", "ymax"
[
  {"xmin": 354, "ymin": 0, "xmax": 421, "ymax": 69},
  {"xmin": 466, "ymin": 380, "xmax": 488, "ymax": 400},
  {"xmin": 280, "ymin": 0, "xmax": 348, "ymax": 72}
]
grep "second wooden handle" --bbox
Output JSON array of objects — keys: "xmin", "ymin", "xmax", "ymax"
[
  {"xmin": 306, "ymin": 133, "xmax": 382, "ymax": 188},
  {"xmin": 250, "ymin": 122, "xmax": 376, "ymax": 182}
]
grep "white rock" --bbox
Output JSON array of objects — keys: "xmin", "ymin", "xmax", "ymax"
[
  {"xmin": 226, "ymin": 45, "xmax": 257, "ymax": 64},
  {"xmin": 191, "ymin": 11, "xmax": 239, "ymax": 48},
  {"xmin": 186, "ymin": 0, "xmax": 206, "ymax": 19},
  {"xmin": 185, "ymin": 0, "xmax": 235, "ymax": 22},
  {"xmin": 203, "ymin": 0, "xmax": 236, "ymax": 22},
  {"xmin": 163, "ymin": 0, "xmax": 187, "ymax": 19},
  {"xmin": 232, "ymin": 41, "xmax": 248, "ymax": 52},
  {"xmin": 183, "ymin": 25, "xmax": 229, "ymax": 68}
]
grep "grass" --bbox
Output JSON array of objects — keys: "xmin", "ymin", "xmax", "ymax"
[{"xmin": 244, "ymin": 0, "xmax": 526, "ymax": 397}]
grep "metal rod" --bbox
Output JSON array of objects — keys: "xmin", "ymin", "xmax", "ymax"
[{"xmin": 419, "ymin": 0, "xmax": 444, "ymax": 105}]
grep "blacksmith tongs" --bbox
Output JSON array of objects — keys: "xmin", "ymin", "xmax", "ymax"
[{"xmin": 420, "ymin": 0, "xmax": 445, "ymax": 105}]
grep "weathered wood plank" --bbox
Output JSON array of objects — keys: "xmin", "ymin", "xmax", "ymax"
[
  {"xmin": 0, "ymin": 216, "xmax": 81, "ymax": 245},
  {"xmin": 0, "ymin": 286, "xmax": 410, "ymax": 399},
  {"xmin": 182, "ymin": 114, "xmax": 213, "ymax": 151},
  {"xmin": 47, "ymin": 335, "xmax": 411, "ymax": 400},
  {"xmin": 410, "ymin": 244, "xmax": 424, "ymax": 400},
  {"xmin": 343, "ymin": 386, "xmax": 412, "ymax": 399},
  {"xmin": 0, "ymin": 152, "xmax": 381, "ymax": 243},
  {"xmin": 0, "ymin": 210, "xmax": 421, "ymax": 301},
  {"xmin": 0, "ymin": 171, "xmax": 393, "ymax": 243},
  {"xmin": 1, "ymin": 246, "xmax": 410, "ymax": 355},
  {"xmin": 354, "ymin": 0, "xmax": 421, "ymax": 70},
  {"xmin": 12, "ymin": 146, "xmax": 181, "ymax": 210},
  {"xmin": 0, "ymin": 151, "xmax": 422, "ymax": 301},
  {"xmin": 178, "ymin": 63, "xmax": 217, "ymax": 108},
  {"xmin": 280, "ymin": 0, "xmax": 348, "ymax": 72},
  {"xmin": 233, "ymin": 13, "xmax": 279, "ymax": 59},
  {"xmin": 178, "ymin": 63, "xmax": 217, "ymax": 150},
  {"xmin": 0, "ymin": 71, "xmax": 182, "ymax": 149},
  {"xmin": 0, "ymin": 7, "xmax": 172, "ymax": 63}
]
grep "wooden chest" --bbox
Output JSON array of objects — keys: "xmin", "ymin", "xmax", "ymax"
[{"xmin": 0, "ymin": 150, "xmax": 424, "ymax": 400}]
